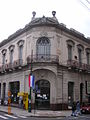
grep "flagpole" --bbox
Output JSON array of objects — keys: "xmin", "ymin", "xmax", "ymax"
[
  {"xmin": 28, "ymin": 50, "xmax": 33, "ymax": 112},
  {"xmin": 28, "ymin": 86, "xmax": 31, "ymax": 112}
]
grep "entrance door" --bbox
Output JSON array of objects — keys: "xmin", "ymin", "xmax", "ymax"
[
  {"xmin": 9, "ymin": 81, "xmax": 20, "ymax": 103},
  {"xmin": 35, "ymin": 80, "xmax": 50, "ymax": 109},
  {"xmin": 80, "ymin": 83, "xmax": 83, "ymax": 103},
  {"xmin": 68, "ymin": 82, "xmax": 74, "ymax": 107}
]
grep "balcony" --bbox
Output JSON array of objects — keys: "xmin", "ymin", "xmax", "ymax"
[
  {"xmin": 5, "ymin": 64, "xmax": 9, "ymax": 70},
  {"xmin": 0, "ymin": 64, "xmax": 5, "ymax": 73},
  {"xmin": 67, "ymin": 60, "xmax": 79, "ymax": 68},
  {"xmin": 0, "ymin": 59, "xmax": 23, "ymax": 74},
  {"xmin": 13, "ymin": 59, "xmax": 23, "ymax": 69},
  {"xmin": 27, "ymin": 55, "xmax": 59, "ymax": 64},
  {"xmin": 4, "ymin": 63, "xmax": 13, "ymax": 71},
  {"xmin": 8, "ymin": 63, "xmax": 13, "ymax": 71},
  {"xmin": 67, "ymin": 60, "xmax": 90, "ymax": 71}
]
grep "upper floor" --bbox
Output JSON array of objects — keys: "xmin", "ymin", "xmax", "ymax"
[{"xmin": 0, "ymin": 11, "xmax": 90, "ymax": 74}]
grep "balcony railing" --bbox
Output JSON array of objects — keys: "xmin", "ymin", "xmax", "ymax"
[
  {"xmin": 67, "ymin": 60, "xmax": 90, "ymax": 71},
  {"xmin": 0, "ymin": 59, "xmax": 23, "ymax": 73},
  {"xmin": 27, "ymin": 55, "xmax": 59, "ymax": 64},
  {"xmin": 13, "ymin": 59, "xmax": 23, "ymax": 68},
  {"xmin": 0, "ymin": 65, "xmax": 5, "ymax": 73},
  {"xmin": 8, "ymin": 63, "xmax": 13, "ymax": 70}
]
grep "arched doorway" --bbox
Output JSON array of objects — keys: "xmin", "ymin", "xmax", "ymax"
[{"xmin": 35, "ymin": 80, "xmax": 50, "ymax": 109}]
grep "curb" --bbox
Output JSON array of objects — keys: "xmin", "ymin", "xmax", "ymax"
[
  {"xmin": 0, "ymin": 110, "xmax": 66, "ymax": 118},
  {"xmin": 29, "ymin": 115, "xmax": 66, "ymax": 118}
]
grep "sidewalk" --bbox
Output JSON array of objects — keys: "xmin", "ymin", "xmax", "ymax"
[{"xmin": 0, "ymin": 105, "xmax": 72, "ymax": 118}]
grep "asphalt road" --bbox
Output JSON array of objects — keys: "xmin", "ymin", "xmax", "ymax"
[{"xmin": 0, "ymin": 111, "xmax": 90, "ymax": 120}]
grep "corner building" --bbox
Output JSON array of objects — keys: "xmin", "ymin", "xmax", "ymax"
[{"xmin": 0, "ymin": 11, "xmax": 90, "ymax": 110}]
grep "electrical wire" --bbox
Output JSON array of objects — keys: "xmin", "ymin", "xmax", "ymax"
[
  {"xmin": 86, "ymin": 0, "xmax": 90, "ymax": 4},
  {"xmin": 79, "ymin": 0, "xmax": 90, "ymax": 11}
]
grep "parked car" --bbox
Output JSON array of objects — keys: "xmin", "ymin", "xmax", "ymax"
[
  {"xmin": 3, "ymin": 97, "xmax": 8, "ymax": 106},
  {"xmin": 81, "ymin": 103, "xmax": 90, "ymax": 114}
]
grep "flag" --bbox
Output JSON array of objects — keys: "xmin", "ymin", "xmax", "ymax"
[{"xmin": 28, "ymin": 74, "xmax": 34, "ymax": 89}]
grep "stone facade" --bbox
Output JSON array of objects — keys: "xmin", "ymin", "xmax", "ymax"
[{"xmin": 0, "ymin": 11, "xmax": 90, "ymax": 110}]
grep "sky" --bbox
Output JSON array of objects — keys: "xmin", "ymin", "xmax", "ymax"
[{"xmin": 0, "ymin": 0, "xmax": 90, "ymax": 42}]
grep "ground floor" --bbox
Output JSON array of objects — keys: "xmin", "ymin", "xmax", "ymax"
[{"xmin": 0, "ymin": 64, "xmax": 90, "ymax": 110}]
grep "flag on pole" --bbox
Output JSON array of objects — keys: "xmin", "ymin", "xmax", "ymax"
[{"xmin": 28, "ymin": 74, "xmax": 34, "ymax": 89}]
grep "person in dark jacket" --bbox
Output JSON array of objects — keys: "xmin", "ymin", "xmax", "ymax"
[
  {"xmin": 76, "ymin": 101, "xmax": 81, "ymax": 115},
  {"xmin": 71, "ymin": 102, "xmax": 76, "ymax": 116}
]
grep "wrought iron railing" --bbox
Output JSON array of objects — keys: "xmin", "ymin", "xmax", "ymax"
[
  {"xmin": 27, "ymin": 54, "xmax": 59, "ymax": 64},
  {"xmin": 67, "ymin": 60, "xmax": 90, "ymax": 71},
  {"xmin": 13, "ymin": 59, "xmax": 23, "ymax": 68},
  {"xmin": 0, "ymin": 59, "xmax": 23, "ymax": 73},
  {"xmin": 0, "ymin": 64, "xmax": 5, "ymax": 72}
]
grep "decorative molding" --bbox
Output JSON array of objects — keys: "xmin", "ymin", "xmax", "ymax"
[
  {"xmin": 66, "ymin": 39, "xmax": 75, "ymax": 47},
  {"xmin": 8, "ymin": 45, "xmax": 15, "ymax": 51},
  {"xmin": 85, "ymin": 48, "xmax": 90, "ymax": 53},
  {"xmin": 17, "ymin": 40, "xmax": 24, "ymax": 46},
  {"xmin": 40, "ymin": 31, "xmax": 48, "ymax": 37},
  {"xmin": 2, "ymin": 49, "xmax": 7, "ymax": 55},
  {"xmin": 77, "ymin": 44, "xmax": 84, "ymax": 51}
]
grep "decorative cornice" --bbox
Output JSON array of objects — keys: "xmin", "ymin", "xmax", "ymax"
[{"xmin": 0, "ymin": 16, "xmax": 90, "ymax": 47}]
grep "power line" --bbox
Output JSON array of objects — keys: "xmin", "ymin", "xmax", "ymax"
[
  {"xmin": 79, "ymin": 0, "xmax": 90, "ymax": 11},
  {"xmin": 86, "ymin": 0, "xmax": 90, "ymax": 4}
]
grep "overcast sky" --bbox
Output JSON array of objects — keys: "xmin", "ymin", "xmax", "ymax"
[{"xmin": 0, "ymin": 0, "xmax": 90, "ymax": 42}]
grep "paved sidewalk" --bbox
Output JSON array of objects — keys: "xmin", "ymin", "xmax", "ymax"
[{"xmin": 0, "ymin": 105, "xmax": 72, "ymax": 117}]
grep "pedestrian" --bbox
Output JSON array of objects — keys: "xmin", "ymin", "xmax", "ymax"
[
  {"xmin": 76, "ymin": 101, "xmax": 81, "ymax": 115},
  {"xmin": 71, "ymin": 102, "xmax": 76, "ymax": 116}
]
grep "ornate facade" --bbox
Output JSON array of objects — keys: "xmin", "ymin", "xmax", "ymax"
[{"xmin": 0, "ymin": 11, "xmax": 90, "ymax": 110}]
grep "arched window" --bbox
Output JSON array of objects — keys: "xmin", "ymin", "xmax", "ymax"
[
  {"xmin": 17, "ymin": 40, "xmax": 24, "ymax": 64},
  {"xmin": 9, "ymin": 45, "xmax": 15, "ymax": 64},
  {"xmin": 67, "ymin": 40, "xmax": 75, "ymax": 60},
  {"xmin": 36, "ymin": 37, "xmax": 50, "ymax": 58},
  {"xmin": 86, "ymin": 48, "xmax": 90, "ymax": 65},
  {"xmin": 77, "ymin": 44, "xmax": 84, "ymax": 63},
  {"xmin": 2, "ymin": 49, "xmax": 7, "ymax": 65}
]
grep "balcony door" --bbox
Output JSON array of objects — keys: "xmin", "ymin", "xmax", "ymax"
[{"xmin": 36, "ymin": 37, "xmax": 50, "ymax": 59}]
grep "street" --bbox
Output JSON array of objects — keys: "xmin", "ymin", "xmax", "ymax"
[{"xmin": 0, "ymin": 112, "xmax": 90, "ymax": 120}]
